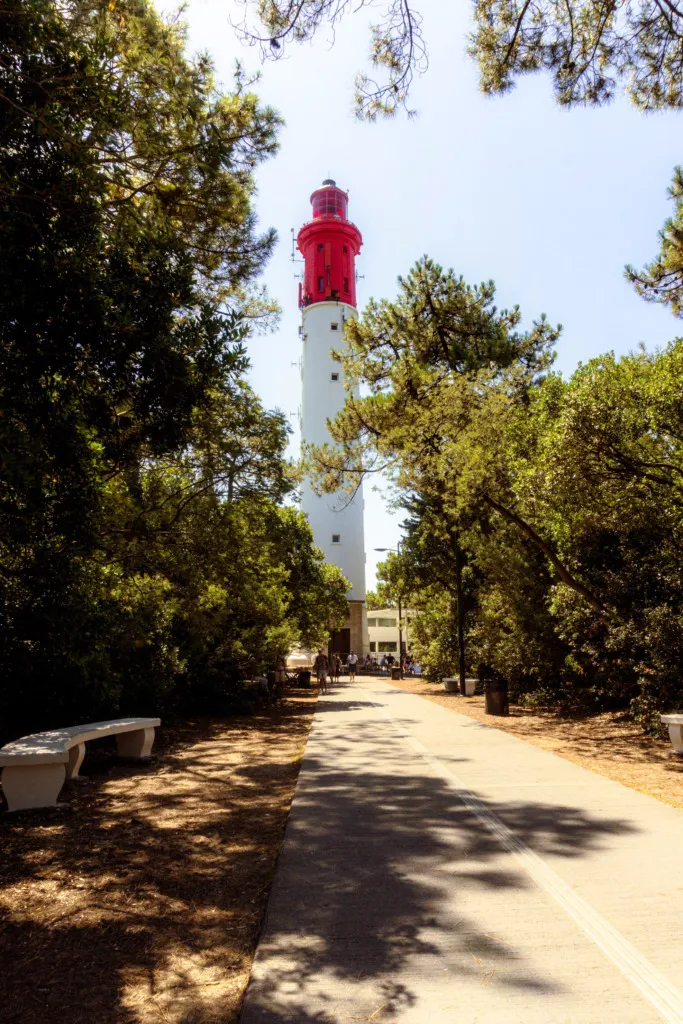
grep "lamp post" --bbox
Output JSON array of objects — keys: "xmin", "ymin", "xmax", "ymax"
[{"xmin": 374, "ymin": 541, "xmax": 403, "ymax": 677}]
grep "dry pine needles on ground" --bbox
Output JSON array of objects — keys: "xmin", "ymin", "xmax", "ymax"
[
  {"xmin": 390, "ymin": 677, "xmax": 683, "ymax": 809},
  {"xmin": 0, "ymin": 689, "xmax": 317, "ymax": 1024}
]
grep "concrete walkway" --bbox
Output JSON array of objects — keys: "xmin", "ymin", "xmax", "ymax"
[{"xmin": 241, "ymin": 679, "xmax": 683, "ymax": 1024}]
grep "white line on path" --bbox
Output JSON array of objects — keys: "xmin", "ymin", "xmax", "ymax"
[{"xmin": 366, "ymin": 684, "xmax": 683, "ymax": 1024}]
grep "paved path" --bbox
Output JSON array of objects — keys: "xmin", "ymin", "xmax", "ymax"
[{"xmin": 241, "ymin": 679, "xmax": 683, "ymax": 1024}]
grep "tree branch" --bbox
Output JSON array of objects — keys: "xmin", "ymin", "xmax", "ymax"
[{"xmin": 483, "ymin": 492, "xmax": 605, "ymax": 612}]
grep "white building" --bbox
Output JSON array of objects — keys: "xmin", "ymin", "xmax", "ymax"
[{"xmin": 367, "ymin": 608, "xmax": 416, "ymax": 657}]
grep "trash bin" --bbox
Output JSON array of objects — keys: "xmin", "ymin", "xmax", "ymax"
[
  {"xmin": 298, "ymin": 669, "xmax": 311, "ymax": 688},
  {"xmin": 485, "ymin": 679, "xmax": 509, "ymax": 716},
  {"xmin": 391, "ymin": 667, "xmax": 401, "ymax": 681}
]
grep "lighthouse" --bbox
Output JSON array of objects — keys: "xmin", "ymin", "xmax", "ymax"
[{"xmin": 297, "ymin": 180, "xmax": 368, "ymax": 659}]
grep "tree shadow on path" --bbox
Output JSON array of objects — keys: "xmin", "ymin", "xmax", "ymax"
[{"xmin": 240, "ymin": 704, "xmax": 639, "ymax": 1023}]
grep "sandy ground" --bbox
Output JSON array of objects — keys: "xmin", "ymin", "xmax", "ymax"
[
  {"xmin": 0, "ymin": 688, "xmax": 317, "ymax": 1024},
  {"xmin": 388, "ymin": 677, "xmax": 683, "ymax": 809}
]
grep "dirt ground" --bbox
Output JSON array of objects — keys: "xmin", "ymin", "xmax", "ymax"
[
  {"xmin": 389, "ymin": 677, "xmax": 683, "ymax": 810},
  {"xmin": 0, "ymin": 688, "xmax": 317, "ymax": 1024}
]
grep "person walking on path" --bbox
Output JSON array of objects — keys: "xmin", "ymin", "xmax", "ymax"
[
  {"xmin": 333, "ymin": 653, "xmax": 342, "ymax": 684},
  {"xmin": 314, "ymin": 649, "xmax": 330, "ymax": 694},
  {"xmin": 347, "ymin": 650, "xmax": 358, "ymax": 681}
]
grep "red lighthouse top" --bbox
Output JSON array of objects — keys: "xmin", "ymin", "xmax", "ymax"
[{"xmin": 297, "ymin": 179, "xmax": 362, "ymax": 309}]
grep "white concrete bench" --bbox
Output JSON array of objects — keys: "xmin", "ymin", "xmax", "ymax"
[
  {"xmin": 661, "ymin": 714, "xmax": 683, "ymax": 756},
  {"xmin": 0, "ymin": 717, "xmax": 160, "ymax": 811},
  {"xmin": 443, "ymin": 677, "xmax": 477, "ymax": 696}
]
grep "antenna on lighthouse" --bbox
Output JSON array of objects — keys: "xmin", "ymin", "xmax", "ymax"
[{"xmin": 290, "ymin": 227, "xmax": 304, "ymax": 264}]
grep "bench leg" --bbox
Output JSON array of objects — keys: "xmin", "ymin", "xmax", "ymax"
[
  {"xmin": 116, "ymin": 727, "xmax": 155, "ymax": 759},
  {"xmin": 2, "ymin": 763, "xmax": 66, "ymax": 812},
  {"xmin": 66, "ymin": 742, "xmax": 86, "ymax": 780},
  {"xmin": 668, "ymin": 724, "xmax": 683, "ymax": 756}
]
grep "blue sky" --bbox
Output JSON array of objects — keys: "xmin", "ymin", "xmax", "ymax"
[{"xmin": 158, "ymin": 0, "xmax": 683, "ymax": 589}]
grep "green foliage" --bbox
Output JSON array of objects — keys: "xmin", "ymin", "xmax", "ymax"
[
  {"xmin": 372, "ymin": 498, "xmax": 473, "ymax": 680},
  {"xmin": 401, "ymin": 588, "xmax": 457, "ymax": 682},
  {"xmin": 310, "ymin": 256, "xmax": 683, "ymax": 731},
  {"xmin": 627, "ymin": 168, "xmax": 683, "ymax": 316},
  {"xmin": 470, "ymin": 0, "xmax": 683, "ymax": 110},
  {"xmin": 0, "ymin": 0, "xmax": 347, "ymax": 739},
  {"xmin": 237, "ymin": 0, "xmax": 683, "ymax": 116}
]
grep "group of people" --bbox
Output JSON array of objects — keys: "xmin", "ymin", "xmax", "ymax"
[
  {"xmin": 313, "ymin": 649, "xmax": 360, "ymax": 693},
  {"xmin": 353, "ymin": 652, "xmax": 422, "ymax": 677},
  {"xmin": 375, "ymin": 653, "xmax": 422, "ymax": 677},
  {"xmin": 311, "ymin": 648, "xmax": 421, "ymax": 692}
]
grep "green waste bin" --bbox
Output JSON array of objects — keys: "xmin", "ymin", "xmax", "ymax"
[
  {"xmin": 298, "ymin": 670, "xmax": 311, "ymax": 688},
  {"xmin": 485, "ymin": 679, "xmax": 509, "ymax": 716},
  {"xmin": 391, "ymin": 667, "xmax": 401, "ymax": 681}
]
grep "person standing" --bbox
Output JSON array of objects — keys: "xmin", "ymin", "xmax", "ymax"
[
  {"xmin": 275, "ymin": 654, "xmax": 287, "ymax": 696},
  {"xmin": 347, "ymin": 649, "xmax": 358, "ymax": 681},
  {"xmin": 334, "ymin": 653, "xmax": 342, "ymax": 683},
  {"xmin": 314, "ymin": 648, "xmax": 330, "ymax": 694}
]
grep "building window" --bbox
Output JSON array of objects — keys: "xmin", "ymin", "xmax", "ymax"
[
  {"xmin": 343, "ymin": 278, "xmax": 349, "ymax": 293},
  {"xmin": 378, "ymin": 641, "xmax": 398, "ymax": 653},
  {"xmin": 330, "ymin": 322, "xmax": 339, "ymax": 331},
  {"xmin": 331, "ymin": 534, "xmax": 341, "ymax": 544},
  {"xmin": 330, "ymin": 372, "xmax": 339, "ymax": 381},
  {"xmin": 318, "ymin": 276, "xmax": 324, "ymax": 291},
  {"xmin": 343, "ymin": 245, "xmax": 348, "ymax": 253},
  {"xmin": 367, "ymin": 617, "xmax": 377, "ymax": 627},
  {"xmin": 317, "ymin": 243, "xmax": 323, "ymax": 252},
  {"xmin": 369, "ymin": 641, "xmax": 376, "ymax": 653},
  {"xmin": 377, "ymin": 617, "xmax": 397, "ymax": 628}
]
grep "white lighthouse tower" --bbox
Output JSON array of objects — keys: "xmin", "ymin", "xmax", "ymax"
[{"xmin": 297, "ymin": 180, "xmax": 368, "ymax": 658}]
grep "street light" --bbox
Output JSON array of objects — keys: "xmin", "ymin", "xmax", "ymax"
[{"xmin": 374, "ymin": 541, "xmax": 404, "ymax": 676}]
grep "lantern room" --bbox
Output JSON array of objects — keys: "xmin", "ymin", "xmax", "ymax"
[
  {"xmin": 297, "ymin": 179, "xmax": 362, "ymax": 310},
  {"xmin": 311, "ymin": 181, "xmax": 348, "ymax": 220}
]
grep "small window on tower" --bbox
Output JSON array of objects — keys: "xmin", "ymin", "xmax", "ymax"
[
  {"xmin": 332, "ymin": 534, "xmax": 341, "ymax": 544},
  {"xmin": 318, "ymin": 276, "xmax": 323, "ymax": 291},
  {"xmin": 330, "ymin": 372, "xmax": 339, "ymax": 381},
  {"xmin": 317, "ymin": 243, "xmax": 323, "ymax": 252},
  {"xmin": 330, "ymin": 322, "xmax": 339, "ymax": 331},
  {"xmin": 343, "ymin": 278, "xmax": 349, "ymax": 293},
  {"xmin": 343, "ymin": 246, "xmax": 348, "ymax": 254}
]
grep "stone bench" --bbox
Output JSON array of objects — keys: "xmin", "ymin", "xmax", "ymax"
[
  {"xmin": 443, "ymin": 677, "xmax": 477, "ymax": 696},
  {"xmin": 661, "ymin": 714, "xmax": 683, "ymax": 756},
  {"xmin": 0, "ymin": 717, "xmax": 160, "ymax": 811}
]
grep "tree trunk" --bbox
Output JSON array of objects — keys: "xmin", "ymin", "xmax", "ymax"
[
  {"xmin": 449, "ymin": 528, "xmax": 467, "ymax": 694},
  {"xmin": 456, "ymin": 536, "xmax": 466, "ymax": 696}
]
